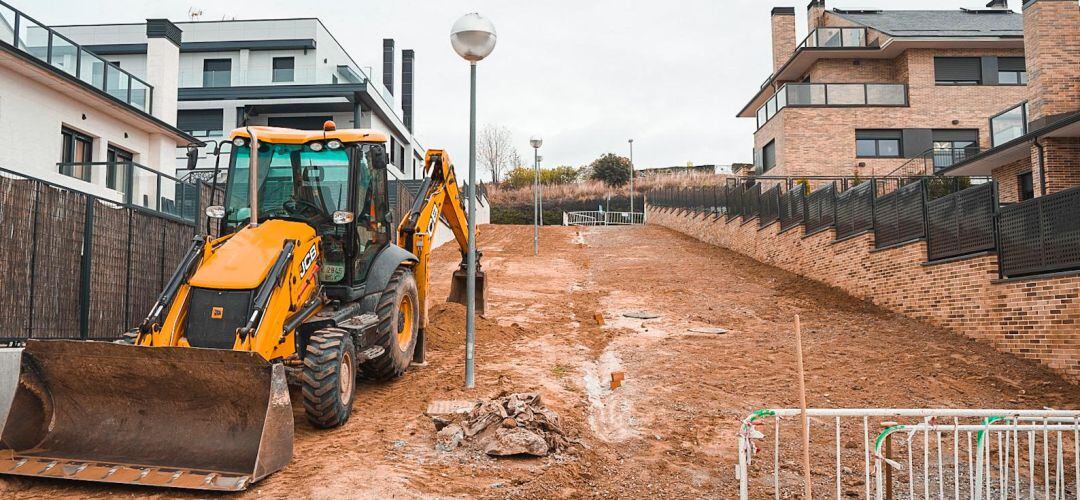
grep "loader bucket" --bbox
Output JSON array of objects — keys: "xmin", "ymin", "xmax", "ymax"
[
  {"xmin": 0, "ymin": 340, "xmax": 293, "ymax": 491},
  {"xmin": 448, "ymin": 267, "xmax": 486, "ymax": 317}
]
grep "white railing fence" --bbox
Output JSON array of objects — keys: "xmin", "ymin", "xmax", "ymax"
[
  {"xmin": 737, "ymin": 408, "xmax": 1080, "ymax": 500},
  {"xmin": 563, "ymin": 210, "xmax": 646, "ymax": 226}
]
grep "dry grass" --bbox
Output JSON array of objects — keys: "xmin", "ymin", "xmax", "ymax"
[{"xmin": 486, "ymin": 172, "xmax": 730, "ymax": 205}]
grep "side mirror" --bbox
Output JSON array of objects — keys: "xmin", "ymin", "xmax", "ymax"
[
  {"xmin": 185, "ymin": 145, "xmax": 199, "ymax": 170},
  {"xmin": 332, "ymin": 211, "xmax": 355, "ymax": 225},
  {"xmin": 373, "ymin": 145, "xmax": 390, "ymax": 170},
  {"xmin": 205, "ymin": 205, "xmax": 225, "ymax": 219}
]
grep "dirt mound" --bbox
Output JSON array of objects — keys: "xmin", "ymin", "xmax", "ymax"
[
  {"xmin": 427, "ymin": 392, "xmax": 570, "ymax": 457},
  {"xmin": 424, "ymin": 302, "xmax": 530, "ymax": 352}
]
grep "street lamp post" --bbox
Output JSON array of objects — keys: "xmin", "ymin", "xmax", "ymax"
[
  {"xmin": 530, "ymin": 136, "xmax": 542, "ymax": 256},
  {"xmin": 537, "ymin": 154, "xmax": 544, "ymax": 228},
  {"xmin": 628, "ymin": 139, "xmax": 634, "ymax": 216},
  {"xmin": 451, "ymin": 13, "xmax": 496, "ymax": 389}
]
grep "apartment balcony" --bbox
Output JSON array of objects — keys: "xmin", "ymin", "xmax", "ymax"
[
  {"xmin": 756, "ymin": 83, "xmax": 908, "ymax": 129},
  {"xmin": 0, "ymin": 1, "xmax": 153, "ymax": 113},
  {"xmin": 797, "ymin": 27, "xmax": 873, "ymax": 50},
  {"xmin": 55, "ymin": 161, "xmax": 199, "ymax": 222}
]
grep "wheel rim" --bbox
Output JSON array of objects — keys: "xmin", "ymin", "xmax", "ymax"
[
  {"xmin": 339, "ymin": 351, "xmax": 353, "ymax": 405},
  {"xmin": 396, "ymin": 294, "xmax": 415, "ymax": 350}
]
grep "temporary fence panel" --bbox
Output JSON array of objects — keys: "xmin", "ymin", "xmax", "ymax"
[
  {"xmin": 835, "ymin": 182, "xmax": 874, "ymax": 240},
  {"xmin": 759, "ymin": 185, "xmax": 781, "ymax": 228},
  {"xmin": 926, "ymin": 181, "xmax": 997, "ymax": 262},
  {"xmin": 804, "ymin": 184, "xmax": 837, "ymax": 235},
  {"xmin": 737, "ymin": 408, "xmax": 1080, "ymax": 500},
  {"xmin": 874, "ymin": 179, "xmax": 926, "ymax": 249},
  {"xmin": 997, "ymin": 185, "xmax": 1080, "ymax": 278},
  {"xmin": 780, "ymin": 188, "xmax": 806, "ymax": 232},
  {"xmin": 564, "ymin": 211, "xmax": 645, "ymax": 226}
]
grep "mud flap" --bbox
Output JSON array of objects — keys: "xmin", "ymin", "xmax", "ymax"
[
  {"xmin": 0, "ymin": 340, "xmax": 293, "ymax": 491},
  {"xmin": 448, "ymin": 267, "xmax": 486, "ymax": 317}
]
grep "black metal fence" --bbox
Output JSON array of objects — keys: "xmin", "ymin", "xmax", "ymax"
[
  {"xmin": 0, "ymin": 168, "xmax": 200, "ymax": 343},
  {"xmin": 926, "ymin": 182, "xmax": 997, "ymax": 261},
  {"xmin": 804, "ymin": 184, "xmax": 836, "ymax": 235},
  {"xmin": 997, "ymin": 186, "xmax": 1080, "ymax": 278},
  {"xmin": 780, "ymin": 187, "xmax": 805, "ymax": 232},
  {"xmin": 873, "ymin": 180, "xmax": 926, "ymax": 249},
  {"xmin": 742, "ymin": 184, "xmax": 761, "ymax": 223},
  {"xmin": 759, "ymin": 186, "xmax": 780, "ymax": 228},
  {"xmin": 835, "ymin": 182, "xmax": 874, "ymax": 240}
]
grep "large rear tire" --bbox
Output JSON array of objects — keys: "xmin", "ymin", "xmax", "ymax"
[
  {"xmin": 301, "ymin": 328, "xmax": 357, "ymax": 428},
  {"xmin": 360, "ymin": 267, "xmax": 419, "ymax": 381}
]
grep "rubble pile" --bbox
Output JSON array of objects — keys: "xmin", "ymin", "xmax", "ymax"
[{"xmin": 428, "ymin": 392, "xmax": 569, "ymax": 457}]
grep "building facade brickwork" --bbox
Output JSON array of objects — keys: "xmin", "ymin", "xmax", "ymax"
[
  {"xmin": 1023, "ymin": 0, "xmax": 1080, "ymax": 125},
  {"xmin": 648, "ymin": 206, "xmax": 1080, "ymax": 380}
]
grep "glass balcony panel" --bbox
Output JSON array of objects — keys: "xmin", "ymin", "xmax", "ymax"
[
  {"xmin": 130, "ymin": 79, "xmax": 150, "ymax": 112},
  {"xmin": 766, "ymin": 96, "xmax": 777, "ymax": 119},
  {"xmin": 79, "ymin": 49, "xmax": 106, "ymax": 88},
  {"xmin": 18, "ymin": 16, "xmax": 48, "ymax": 61},
  {"xmin": 776, "ymin": 87, "xmax": 787, "ymax": 109},
  {"xmin": 818, "ymin": 28, "xmax": 842, "ymax": 47},
  {"xmin": 50, "ymin": 35, "xmax": 78, "ymax": 77},
  {"xmin": 131, "ymin": 165, "xmax": 159, "ymax": 209},
  {"xmin": 842, "ymin": 28, "xmax": 865, "ymax": 47},
  {"xmin": 0, "ymin": 6, "xmax": 17, "ymax": 46},
  {"xmin": 991, "ymin": 105, "xmax": 1027, "ymax": 147},
  {"xmin": 105, "ymin": 65, "xmax": 130, "ymax": 102},
  {"xmin": 786, "ymin": 84, "xmax": 827, "ymax": 105},
  {"xmin": 826, "ymin": 84, "xmax": 865, "ymax": 105},
  {"xmin": 866, "ymin": 84, "xmax": 906, "ymax": 105},
  {"xmin": 757, "ymin": 105, "xmax": 767, "ymax": 128}
]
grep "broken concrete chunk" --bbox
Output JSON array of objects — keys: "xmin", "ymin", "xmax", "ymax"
[
  {"xmin": 435, "ymin": 423, "xmax": 464, "ymax": 452},
  {"xmin": 484, "ymin": 428, "xmax": 550, "ymax": 457},
  {"xmin": 623, "ymin": 311, "xmax": 660, "ymax": 319}
]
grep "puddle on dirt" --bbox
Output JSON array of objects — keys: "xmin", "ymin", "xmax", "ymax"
[{"xmin": 581, "ymin": 350, "xmax": 639, "ymax": 442}]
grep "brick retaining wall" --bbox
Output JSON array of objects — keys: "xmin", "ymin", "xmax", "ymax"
[{"xmin": 648, "ymin": 206, "xmax": 1080, "ymax": 381}]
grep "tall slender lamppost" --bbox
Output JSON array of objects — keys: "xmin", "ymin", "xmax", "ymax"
[
  {"xmin": 451, "ymin": 13, "xmax": 496, "ymax": 389},
  {"xmin": 530, "ymin": 136, "xmax": 542, "ymax": 255},
  {"xmin": 537, "ymin": 154, "xmax": 544, "ymax": 227},
  {"xmin": 628, "ymin": 139, "xmax": 634, "ymax": 216}
]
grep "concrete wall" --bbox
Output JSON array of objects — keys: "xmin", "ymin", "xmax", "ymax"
[{"xmin": 648, "ymin": 206, "xmax": 1080, "ymax": 381}]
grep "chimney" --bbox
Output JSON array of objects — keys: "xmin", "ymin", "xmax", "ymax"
[
  {"xmin": 985, "ymin": 0, "xmax": 1009, "ymax": 9},
  {"xmin": 382, "ymin": 38, "xmax": 395, "ymax": 96},
  {"xmin": 807, "ymin": 0, "xmax": 826, "ymax": 30},
  {"xmin": 1022, "ymin": 0, "xmax": 1080, "ymax": 128},
  {"xmin": 402, "ymin": 49, "xmax": 415, "ymax": 132},
  {"xmin": 771, "ymin": 7, "xmax": 797, "ymax": 73},
  {"xmin": 144, "ymin": 18, "xmax": 183, "ymax": 172}
]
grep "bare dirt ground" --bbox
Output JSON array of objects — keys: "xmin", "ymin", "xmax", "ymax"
[{"xmin": 3, "ymin": 224, "xmax": 1077, "ymax": 499}]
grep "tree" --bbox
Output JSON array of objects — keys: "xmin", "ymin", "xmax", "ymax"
[
  {"xmin": 478, "ymin": 124, "xmax": 515, "ymax": 183},
  {"xmin": 504, "ymin": 166, "xmax": 535, "ymax": 189},
  {"xmin": 542, "ymin": 166, "xmax": 579, "ymax": 185},
  {"xmin": 589, "ymin": 153, "xmax": 632, "ymax": 187}
]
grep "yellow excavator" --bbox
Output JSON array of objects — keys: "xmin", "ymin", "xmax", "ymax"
[{"xmin": 0, "ymin": 122, "xmax": 485, "ymax": 491}]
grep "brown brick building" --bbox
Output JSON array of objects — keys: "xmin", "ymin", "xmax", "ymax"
[
  {"xmin": 740, "ymin": 1, "xmax": 1035, "ymax": 179},
  {"xmin": 940, "ymin": 0, "xmax": 1079, "ymax": 203}
]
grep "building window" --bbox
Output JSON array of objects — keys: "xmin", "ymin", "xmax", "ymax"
[
  {"xmin": 997, "ymin": 57, "xmax": 1027, "ymax": 85},
  {"xmin": 931, "ymin": 130, "xmax": 979, "ymax": 169},
  {"xmin": 177, "ymin": 109, "xmax": 225, "ymax": 138},
  {"xmin": 934, "ymin": 57, "xmax": 982, "ymax": 85},
  {"xmin": 762, "ymin": 140, "xmax": 776, "ymax": 172},
  {"xmin": 991, "ymin": 103, "xmax": 1028, "ymax": 147},
  {"xmin": 203, "ymin": 59, "xmax": 232, "ymax": 88},
  {"xmin": 855, "ymin": 130, "xmax": 902, "ymax": 158},
  {"xmin": 272, "ymin": 57, "xmax": 295, "ymax": 83},
  {"xmin": 1017, "ymin": 172, "xmax": 1034, "ymax": 201},
  {"xmin": 59, "ymin": 127, "xmax": 93, "ymax": 181},
  {"xmin": 106, "ymin": 145, "xmax": 133, "ymax": 191}
]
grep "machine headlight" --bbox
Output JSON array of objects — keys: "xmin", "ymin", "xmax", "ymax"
[
  {"xmin": 327, "ymin": 139, "xmax": 343, "ymax": 150},
  {"xmin": 309, "ymin": 142, "xmax": 324, "ymax": 152},
  {"xmin": 332, "ymin": 211, "xmax": 355, "ymax": 225},
  {"xmin": 232, "ymin": 137, "xmax": 247, "ymax": 147},
  {"xmin": 205, "ymin": 205, "xmax": 226, "ymax": 219}
]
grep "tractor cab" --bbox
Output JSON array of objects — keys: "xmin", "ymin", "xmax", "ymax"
[{"xmin": 219, "ymin": 123, "xmax": 393, "ymax": 289}]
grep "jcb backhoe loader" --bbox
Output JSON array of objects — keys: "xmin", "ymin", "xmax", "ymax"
[{"xmin": 0, "ymin": 122, "xmax": 486, "ymax": 491}]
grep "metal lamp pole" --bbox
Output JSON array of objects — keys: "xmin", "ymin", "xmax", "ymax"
[
  {"xmin": 538, "ymin": 154, "xmax": 544, "ymax": 227},
  {"xmin": 628, "ymin": 139, "xmax": 634, "ymax": 215},
  {"xmin": 530, "ymin": 136, "xmax": 542, "ymax": 255},
  {"xmin": 451, "ymin": 13, "xmax": 496, "ymax": 389}
]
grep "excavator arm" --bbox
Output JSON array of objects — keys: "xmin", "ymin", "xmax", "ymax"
[{"xmin": 396, "ymin": 149, "xmax": 486, "ymax": 325}]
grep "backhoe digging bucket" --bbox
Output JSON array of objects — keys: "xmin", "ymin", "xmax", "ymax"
[
  {"xmin": 0, "ymin": 340, "xmax": 293, "ymax": 491},
  {"xmin": 448, "ymin": 267, "xmax": 486, "ymax": 317}
]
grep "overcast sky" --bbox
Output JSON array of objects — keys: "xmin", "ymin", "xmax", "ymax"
[{"xmin": 27, "ymin": 0, "xmax": 999, "ymax": 178}]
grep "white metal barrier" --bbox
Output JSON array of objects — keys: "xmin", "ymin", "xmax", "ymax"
[
  {"xmin": 737, "ymin": 408, "xmax": 1080, "ymax": 499},
  {"xmin": 563, "ymin": 210, "xmax": 646, "ymax": 226}
]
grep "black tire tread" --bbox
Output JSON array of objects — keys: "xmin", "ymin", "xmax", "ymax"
[
  {"xmin": 359, "ymin": 268, "xmax": 418, "ymax": 381},
  {"xmin": 301, "ymin": 328, "xmax": 355, "ymax": 428}
]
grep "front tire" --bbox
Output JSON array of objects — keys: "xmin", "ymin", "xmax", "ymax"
[
  {"xmin": 301, "ymin": 328, "xmax": 357, "ymax": 428},
  {"xmin": 361, "ymin": 267, "xmax": 419, "ymax": 381}
]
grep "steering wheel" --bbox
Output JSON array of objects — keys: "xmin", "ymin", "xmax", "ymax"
[{"xmin": 283, "ymin": 198, "xmax": 324, "ymax": 218}]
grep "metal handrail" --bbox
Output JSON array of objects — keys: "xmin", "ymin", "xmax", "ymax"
[
  {"xmin": 0, "ymin": 0, "xmax": 154, "ymax": 113},
  {"xmin": 756, "ymin": 82, "xmax": 908, "ymax": 129},
  {"xmin": 54, "ymin": 161, "xmax": 198, "ymax": 221}
]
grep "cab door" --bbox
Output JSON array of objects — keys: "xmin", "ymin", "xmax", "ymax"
[{"xmin": 351, "ymin": 145, "xmax": 391, "ymax": 283}]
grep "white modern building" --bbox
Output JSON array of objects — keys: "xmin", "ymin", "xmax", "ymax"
[
  {"xmin": 54, "ymin": 17, "xmax": 425, "ymax": 181},
  {"xmin": 0, "ymin": 1, "xmax": 198, "ymax": 210}
]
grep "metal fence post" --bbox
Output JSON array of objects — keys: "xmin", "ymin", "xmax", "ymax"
[{"xmin": 79, "ymin": 196, "xmax": 94, "ymax": 340}]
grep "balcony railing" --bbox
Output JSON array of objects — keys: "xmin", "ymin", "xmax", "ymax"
[
  {"xmin": 56, "ymin": 162, "xmax": 198, "ymax": 222},
  {"xmin": 797, "ymin": 27, "xmax": 871, "ymax": 50},
  {"xmin": 756, "ymin": 83, "xmax": 908, "ymax": 129},
  {"xmin": 0, "ymin": 0, "xmax": 153, "ymax": 113}
]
